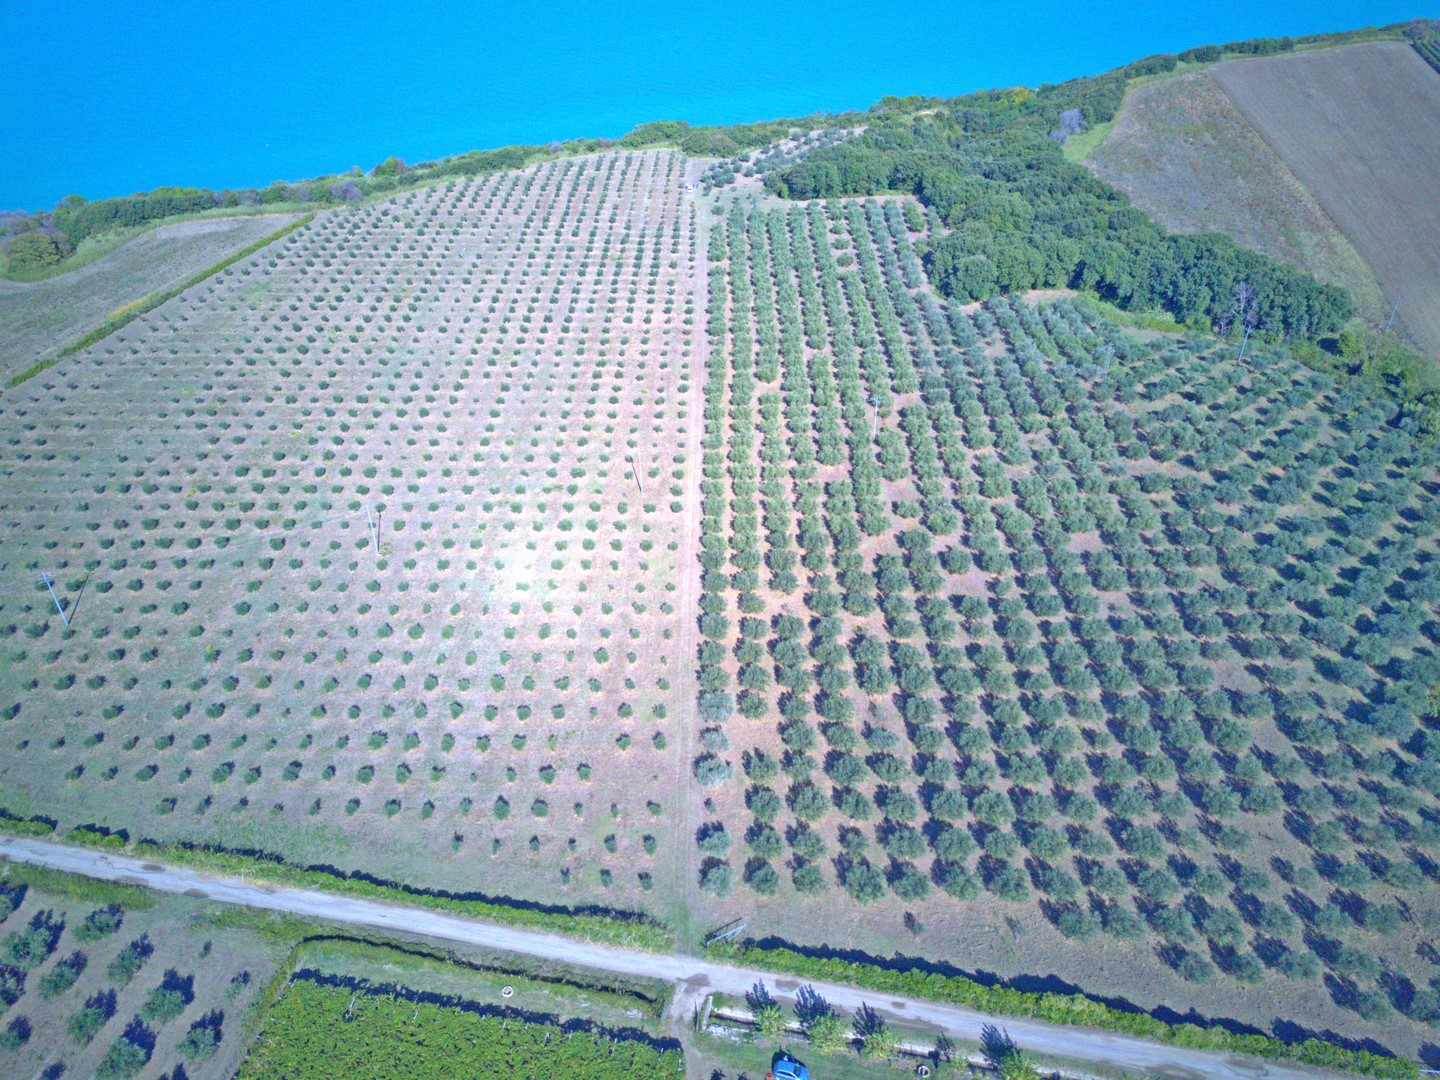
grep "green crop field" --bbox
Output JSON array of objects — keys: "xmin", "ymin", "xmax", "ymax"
[{"xmin": 237, "ymin": 976, "xmax": 685, "ymax": 1080}]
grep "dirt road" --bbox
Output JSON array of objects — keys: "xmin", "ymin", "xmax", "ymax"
[{"xmin": 0, "ymin": 835, "xmax": 1367, "ymax": 1080}]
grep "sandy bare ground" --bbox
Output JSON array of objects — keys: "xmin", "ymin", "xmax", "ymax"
[
  {"xmin": 1210, "ymin": 42, "xmax": 1440, "ymax": 360},
  {"xmin": 0, "ymin": 835, "xmax": 1374, "ymax": 1080}
]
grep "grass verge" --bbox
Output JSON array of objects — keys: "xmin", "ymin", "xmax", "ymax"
[
  {"xmin": 132, "ymin": 838, "xmax": 672, "ymax": 950},
  {"xmin": 286, "ymin": 934, "xmax": 672, "ymax": 1027},
  {"xmin": 707, "ymin": 941, "xmax": 1418, "ymax": 1080},
  {"xmin": 1060, "ymin": 119, "xmax": 1115, "ymax": 163},
  {"xmin": 1073, "ymin": 293, "xmax": 1190, "ymax": 334},
  {"xmin": 0, "ymin": 861, "xmax": 157, "ymax": 909}
]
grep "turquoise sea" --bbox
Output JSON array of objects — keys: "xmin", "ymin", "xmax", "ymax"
[{"xmin": 2, "ymin": 0, "xmax": 1437, "ymax": 211}]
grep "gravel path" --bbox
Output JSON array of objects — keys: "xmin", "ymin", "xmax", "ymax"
[{"xmin": 0, "ymin": 835, "xmax": 1367, "ymax": 1080}]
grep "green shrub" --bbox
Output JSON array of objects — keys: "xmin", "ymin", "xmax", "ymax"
[
  {"xmin": 67, "ymin": 996, "xmax": 112, "ymax": 1045},
  {"xmin": 96, "ymin": 1031, "xmax": 150, "ymax": 1080},
  {"xmin": 5, "ymin": 232, "xmax": 65, "ymax": 274},
  {"xmin": 74, "ymin": 905, "xmax": 123, "ymax": 942},
  {"xmin": 708, "ymin": 942, "xmax": 1417, "ymax": 1079},
  {"xmin": 141, "ymin": 982, "xmax": 189, "ymax": 1024},
  {"xmin": 38, "ymin": 951, "xmax": 87, "ymax": 998},
  {"xmin": 236, "ymin": 976, "xmax": 683, "ymax": 1078}
]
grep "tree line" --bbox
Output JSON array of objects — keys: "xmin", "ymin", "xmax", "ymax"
[{"xmin": 764, "ymin": 75, "xmax": 1351, "ymax": 342}]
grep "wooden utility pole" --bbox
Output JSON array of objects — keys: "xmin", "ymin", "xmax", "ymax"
[
  {"xmin": 40, "ymin": 573, "xmax": 69, "ymax": 627},
  {"xmin": 1385, "ymin": 295, "xmax": 1402, "ymax": 334}
]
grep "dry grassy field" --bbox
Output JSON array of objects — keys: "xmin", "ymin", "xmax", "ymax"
[
  {"xmin": 0, "ymin": 869, "xmax": 286, "ymax": 1079},
  {"xmin": 0, "ymin": 151, "xmax": 702, "ymax": 921},
  {"xmin": 1210, "ymin": 42, "xmax": 1440, "ymax": 359},
  {"xmin": 0, "ymin": 215, "xmax": 299, "ymax": 385},
  {"xmin": 1085, "ymin": 71, "xmax": 1387, "ymax": 324}
]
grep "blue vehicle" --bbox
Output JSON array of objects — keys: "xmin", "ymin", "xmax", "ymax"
[{"xmin": 767, "ymin": 1052, "xmax": 810, "ymax": 1080}]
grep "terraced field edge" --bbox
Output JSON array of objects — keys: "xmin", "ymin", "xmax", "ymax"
[{"xmin": 4, "ymin": 213, "xmax": 315, "ymax": 391}]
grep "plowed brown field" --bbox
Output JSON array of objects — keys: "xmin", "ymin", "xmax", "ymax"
[{"xmin": 1210, "ymin": 41, "xmax": 1440, "ymax": 359}]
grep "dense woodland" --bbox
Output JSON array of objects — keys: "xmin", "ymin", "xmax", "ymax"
[{"xmin": 763, "ymin": 61, "xmax": 1353, "ymax": 342}]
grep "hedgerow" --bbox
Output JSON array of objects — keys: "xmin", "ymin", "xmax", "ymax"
[
  {"xmin": 236, "ymin": 976, "xmax": 685, "ymax": 1079},
  {"xmin": 0, "ymin": 809, "xmax": 55, "ymax": 838},
  {"xmin": 710, "ymin": 941, "xmax": 1417, "ymax": 1079}
]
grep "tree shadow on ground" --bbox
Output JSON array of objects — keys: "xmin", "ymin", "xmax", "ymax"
[{"xmin": 744, "ymin": 935, "xmax": 1405, "ymax": 1059}]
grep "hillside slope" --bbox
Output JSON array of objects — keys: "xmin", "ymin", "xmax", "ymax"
[
  {"xmin": 0, "ymin": 214, "xmax": 298, "ymax": 384},
  {"xmin": 1208, "ymin": 41, "xmax": 1440, "ymax": 358},
  {"xmin": 0, "ymin": 151, "xmax": 702, "ymax": 915},
  {"xmin": 1084, "ymin": 71, "xmax": 1386, "ymax": 325},
  {"xmin": 1088, "ymin": 41, "xmax": 1440, "ymax": 362}
]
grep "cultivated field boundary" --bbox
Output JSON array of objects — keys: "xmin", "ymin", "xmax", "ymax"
[
  {"xmin": 1065, "ymin": 23, "xmax": 1413, "ymax": 164},
  {"xmin": 3, "ymin": 213, "xmax": 314, "ymax": 391},
  {"xmin": 234, "ymin": 931, "xmax": 677, "ymax": 1059},
  {"xmin": 0, "ymin": 831, "xmax": 1417, "ymax": 1080}
]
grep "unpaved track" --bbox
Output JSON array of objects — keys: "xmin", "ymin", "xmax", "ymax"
[{"xmin": 0, "ymin": 836, "xmax": 1365, "ymax": 1080}]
